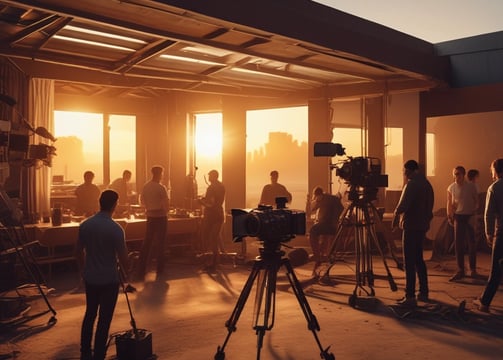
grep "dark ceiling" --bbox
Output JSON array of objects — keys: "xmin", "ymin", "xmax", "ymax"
[{"xmin": 0, "ymin": 0, "xmax": 450, "ymax": 101}]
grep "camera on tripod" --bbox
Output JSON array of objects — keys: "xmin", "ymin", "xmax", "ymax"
[
  {"xmin": 231, "ymin": 201, "xmax": 306, "ymax": 244},
  {"xmin": 335, "ymin": 157, "xmax": 388, "ymax": 189},
  {"xmin": 314, "ymin": 142, "xmax": 388, "ymax": 200}
]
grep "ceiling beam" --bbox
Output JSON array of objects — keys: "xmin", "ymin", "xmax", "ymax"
[
  {"xmin": 113, "ymin": 38, "xmax": 177, "ymax": 73},
  {"xmin": 0, "ymin": 0, "xmax": 405, "ymax": 82}
]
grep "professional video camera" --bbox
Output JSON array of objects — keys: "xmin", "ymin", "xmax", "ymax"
[
  {"xmin": 335, "ymin": 156, "xmax": 388, "ymax": 188},
  {"xmin": 314, "ymin": 142, "xmax": 388, "ymax": 189},
  {"xmin": 231, "ymin": 202, "xmax": 306, "ymax": 244}
]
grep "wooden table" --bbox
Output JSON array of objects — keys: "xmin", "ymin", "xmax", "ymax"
[
  {"xmin": 24, "ymin": 216, "xmax": 201, "ymax": 277},
  {"xmin": 26, "ymin": 216, "xmax": 201, "ymax": 245}
]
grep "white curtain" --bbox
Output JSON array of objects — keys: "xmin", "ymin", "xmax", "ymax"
[{"xmin": 27, "ymin": 78, "xmax": 54, "ymax": 221}]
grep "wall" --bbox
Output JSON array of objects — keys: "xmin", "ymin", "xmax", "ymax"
[
  {"xmin": 420, "ymin": 83, "xmax": 503, "ymax": 211},
  {"xmin": 427, "ymin": 111, "xmax": 503, "ymax": 211}
]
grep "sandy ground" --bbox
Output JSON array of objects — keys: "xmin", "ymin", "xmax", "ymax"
[{"xmin": 1, "ymin": 239, "xmax": 502, "ymax": 360}]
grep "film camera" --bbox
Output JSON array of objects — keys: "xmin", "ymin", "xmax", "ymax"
[
  {"xmin": 314, "ymin": 142, "xmax": 388, "ymax": 188},
  {"xmin": 335, "ymin": 156, "xmax": 388, "ymax": 188},
  {"xmin": 231, "ymin": 200, "xmax": 306, "ymax": 244}
]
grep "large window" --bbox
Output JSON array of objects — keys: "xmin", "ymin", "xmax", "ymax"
[
  {"xmin": 384, "ymin": 127, "xmax": 403, "ymax": 191},
  {"xmin": 53, "ymin": 111, "xmax": 104, "ymax": 184},
  {"xmin": 52, "ymin": 111, "xmax": 136, "ymax": 187},
  {"xmin": 246, "ymin": 106, "xmax": 308, "ymax": 210},
  {"xmin": 426, "ymin": 133, "xmax": 435, "ymax": 177},
  {"xmin": 109, "ymin": 114, "xmax": 136, "ymax": 184},
  {"xmin": 193, "ymin": 113, "xmax": 223, "ymax": 196}
]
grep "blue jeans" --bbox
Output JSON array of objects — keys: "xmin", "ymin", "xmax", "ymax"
[
  {"xmin": 402, "ymin": 229, "xmax": 429, "ymax": 298},
  {"xmin": 81, "ymin": 282, "xmax": 119, "ymax": 360}
]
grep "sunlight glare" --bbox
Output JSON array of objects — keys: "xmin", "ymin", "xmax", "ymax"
[
  {"xmin": 195, "ymin": 114, "xmax": 222, "ymax": 158},
  {"xmin": 54, "ymin": 111, "xmax": 103, "ymax": 156}
]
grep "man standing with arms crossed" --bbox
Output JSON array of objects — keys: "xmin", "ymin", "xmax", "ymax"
[{"xmin": 392, "ymin": 160, "xmax": 434, "ymax": 307}]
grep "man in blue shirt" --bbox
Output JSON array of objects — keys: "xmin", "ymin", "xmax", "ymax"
[{"xmin": 76, "ymin": 190, "xmax": 130, "ymax": 360}]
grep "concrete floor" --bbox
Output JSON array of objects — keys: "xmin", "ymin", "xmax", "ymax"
[{"xmin": 1, "ymin": 238, "xmax": 503, "ymax": 360}]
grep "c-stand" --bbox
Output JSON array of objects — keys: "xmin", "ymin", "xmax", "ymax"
[
  {"xmin": 214, "ymin": 240, "xmax": 335, "ymax": 360},
  {"xmin": 322, "ymin": 186, "xmax": 397, "ymax": 308},
  {"xmin": 0, "ymin": 223, "xmax": 57, "ymax": 327}
]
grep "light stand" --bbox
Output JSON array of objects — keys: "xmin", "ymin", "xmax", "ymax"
[{"xmin": 0, "ymin": 223, "xmax": 57, "ymax": 327}]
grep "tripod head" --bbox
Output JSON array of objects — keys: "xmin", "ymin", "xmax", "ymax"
[
  {"xmin": 347, "ymin": 185, "xmax": 379, "ymax": 203},
  {"xmin": 257, "ymin": 239, "xmax": 288, "ymax": 260}
]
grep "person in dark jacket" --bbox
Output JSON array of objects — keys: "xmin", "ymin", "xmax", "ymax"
[
  {"xmin": 473, "ymin": 159, "xmax": 503, "ymax": 312},
  {"xmin": 392, "ymin": 160, "xmax": 434, "ymax": 307}
]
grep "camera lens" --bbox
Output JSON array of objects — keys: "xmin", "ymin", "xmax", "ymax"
[{"xmin": 245, "ymin": 214, "xmax": 260, "ymax": 236}]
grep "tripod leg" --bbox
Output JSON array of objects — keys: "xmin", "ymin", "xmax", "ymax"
[
  {"xmin": 364, "ymin": 206, "xmax": 398, "ymax": 292},
  {"xmin": 252, "ymin": 264, "xmax": 278, "ymax": 360},
  {"xmin": 282, "ymin": 258, "xmax": 335, "ymax": 360},
  {"xmin": 323, "ymin": 203, "xmax": 355, "ymax": 279},
  {"xmin": 353, "ymin": 208, "xmax": 374, "ymax": 297},
  {"xmin": 370, "ymin": 205, "xmax": 403, "ymax": 270},
  {"xmin": 326, "ymin": 203, "xmax": 353, "ymax": 261},
  {"xmin": 215, "ymin": 262, "xmax": 261, "ymax": 359}
]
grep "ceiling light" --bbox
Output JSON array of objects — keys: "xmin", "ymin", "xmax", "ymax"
[
  {"xmin": 53, "ymin": 35, "xmax": 135, "ymax": 51},
  {"xmin": 182, "ymin": 45, "xmax": 232, "ymax": 57},
  {"xmin": 231, "ymin": 67, "xmax": 283, "ymax": 79},
  {"xmin": 159, "ymin": 54, "xmax": 223, "ymax": 66},
  {"xmin": 63, "ymin": 25, "xmax": 146, "ymax": 44}
]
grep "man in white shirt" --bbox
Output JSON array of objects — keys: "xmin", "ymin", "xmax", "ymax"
[{"xmin": 447, "ymin": 165, "xmax": 479, "ymax": 281}]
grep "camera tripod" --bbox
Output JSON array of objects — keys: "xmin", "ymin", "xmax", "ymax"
[
  {"xmin": 215, "ymin": 242, "xmax": 334, "ymax": 360},
  {"xmin": 323, "ymin": 188, "xmax": 397, "ymax": 307}
]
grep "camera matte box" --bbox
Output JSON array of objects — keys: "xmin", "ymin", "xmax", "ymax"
[{"xmin": 115, "ymin": 329, "xmax": 153, "ymax": 360}]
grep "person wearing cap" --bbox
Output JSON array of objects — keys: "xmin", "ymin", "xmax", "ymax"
[
  {"xmin": 198, "ymin": 169, "xmax": 226, "ymax": 272},
  {"xmin": 259, "ymin": 170, "xmax": 292, "ymax": 207},
  {"xmin": 392, "ymin": 160, "xmax": 434, "ymax": 307}
]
